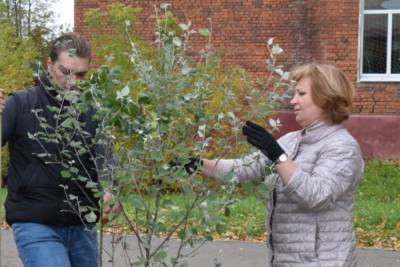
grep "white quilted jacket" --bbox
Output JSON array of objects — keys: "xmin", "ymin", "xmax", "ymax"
[{"xmin": 215, "ymin": 121, "xmax": 364, "ymax": 266}]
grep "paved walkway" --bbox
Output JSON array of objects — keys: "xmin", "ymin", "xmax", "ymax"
[{"xmin": 1, "ymin": 230, "xmax": 399, "ymax": 266}]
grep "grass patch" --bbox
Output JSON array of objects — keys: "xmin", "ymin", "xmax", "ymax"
[
  {"xmin": 354, "ymin": 160, "xmax": 400, "ymax": 250},
  {"xmin": 0, "ymin": 188, "xmax": 6, "ymax": 227},
  {"xmin": 107, "ymin": 190, "xmax": 266, "ymax": 242},
  {"xmin": 219, "ymin": 193, "xmax": 266, "ymax": 240},
  {"xmin": 1, "ymin": 160, "xmax": 399, "ymax": 250}
]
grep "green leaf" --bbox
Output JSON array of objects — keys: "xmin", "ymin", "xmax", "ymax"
[
  {"xmin": 178, "ymin": 23, "xmax": 189, "ymax": 31},
  {"xmin": 61, "ymin": 170, "xmax": 71, "ymax": 178},
  {"xmin": 117, "ymin": 85, "xmax": 130, "ymax": 100},
  {"xmin": 178, "ymin": 229, "xmax": 186, "ymax": 240},
  {"xmin": 199, "ymin": 28, "xmax": 210, "ymax": 37},
  {"xmin": 70, "ymin": 141, "xmax": 82, "ymax": 147},
  {"xmin": 275, "ymin": 68, "xmax": 283, "ymax": 76},
  {"xmin": 36, "ymin": 153, "xmax": 51, "ymax": 158},
  {"xmin": 79, "ymin": 206, "xmax": 88, "ymax": 213},
  {"xmin": 86, "ymin": 181, "xmax": 99, "ymax": 189},
  {"xmin": 181, "ymin": 65, "xmax": 192, "ymax": 75},
  {"xmin": 150, "ymin": 151, "xmax": 162, "ymax": 160},
  {"xmin": 271, "ymin": 44, "xmax": 283, "ymax": 55},
  {"xmin": 138, "ymin": 92, "xmax": 151, "ymax": 104},
  {"xmin": 61, "ymin": 117, "xmax": 75, "ymax": 129},
  {"xmin": 282, "ymin": 71, "xmax": 290, "ymax": 80},
  {"xmin": 197, "ymin": 125, "xmax": 206, "ymax": 138},
  {"xmin": 77, "ymin": 176, "xmax": 88, "ymax": 182},
  {"xmin": 39, "ymin": 122, "xmax": 51, "ymax": 129},
  {"xmin": 160, "ymin": 3, "xmax": 171, "ymax": 9},
  {"xmin": 70, "ymin": 167, "xmax": 79, "ymax": 174},
  {"xmin": 132, "ymin": 258, "xmax": 146, "ymax": 267},
  {"xmin": 173, "ymin": 37, "xmax": 182, "ymax": 47},
  {"xmin": 68, "ymin": 194, "xmax": 78, "ymax": 200},
  {"xmin": 59, "ymin": 184, "xmax": 68, "ymax": 190},
  {"xmin": 27, "ymin": 132, "xmax": 36, "ymax": 139},
  {"xmin": 132, "ymin": 143, "xmax": 144, "ymax": 153},
  {"xmin": 154, "ymin": 250, "xmax": 167, "ymax": 262},
  {"xmin": 84, "ymin": 211, "xmax": 97, "ymax": 223}
]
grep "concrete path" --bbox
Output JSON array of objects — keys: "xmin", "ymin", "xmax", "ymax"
[{"xmin": 1, "ymin": 230, "xmax": 399, "ymax": 267}]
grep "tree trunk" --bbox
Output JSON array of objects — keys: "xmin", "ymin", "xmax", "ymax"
[{"xmin": 27, "ymin": 0, "xmax": 32, "ymax": 35}]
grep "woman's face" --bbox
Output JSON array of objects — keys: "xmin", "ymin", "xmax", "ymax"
[{"xmin": 290, "ymin": 76, "xmax": 324, "ymax": 128}]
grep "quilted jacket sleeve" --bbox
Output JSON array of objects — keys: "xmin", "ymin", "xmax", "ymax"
[
  {"xmin": 279, "ymin": 138, "xmax": 364, "ymax": 211},
  {"xmin": 213, "ymin": 131, "xmax": 299, "ymax": 184},
  {"xmin": 212, "ymin": 151, "xmax": 272, "ymax": 183}
]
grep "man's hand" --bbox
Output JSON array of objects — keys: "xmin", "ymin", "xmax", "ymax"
[
  {"xmin": 0, "ymin": 89, "xmax": 5, "ymax": 113},
  {"xmin": 242, "ymin": 120, "xmax": 285, "ymax": 162},
  {"xmin": 102, "ymin": 192, "xmax": 122, "ymax": 224}
]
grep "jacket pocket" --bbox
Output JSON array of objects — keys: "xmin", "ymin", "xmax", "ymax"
[
  {"xmin": 271, "ymin": 216, "xmax": 318, "ymax": 262},
  {"xmin": 314, "ymin": 216, "xmax": 320, "ymax": 259}
]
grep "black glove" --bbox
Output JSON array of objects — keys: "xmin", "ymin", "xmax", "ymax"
[
  {"xmin": 170, "ymin": 157, "xmax": 203, "ymax": 175},
  {"xmin": 242, "ymin": 120, "xmax": 285, "ymax": 162}
]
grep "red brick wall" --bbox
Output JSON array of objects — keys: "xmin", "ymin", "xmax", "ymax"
[
  {"xmin": 74, "ymin": 0, "xmax": 400, "ymax": 115},
  {"xmin": 276, "ymin": 111, "xmax": 400, "ymax": 159}
]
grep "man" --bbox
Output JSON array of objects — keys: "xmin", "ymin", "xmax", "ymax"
[{"xmin": 0, "ymin": 32, "xmax": 120, "ymax": 267}]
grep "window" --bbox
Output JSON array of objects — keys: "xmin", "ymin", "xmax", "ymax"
[{"xmin": 360, "ymin": 0, "xmax": 400, "ymax": 81}]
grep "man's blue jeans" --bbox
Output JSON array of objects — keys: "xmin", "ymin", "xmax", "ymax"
[{"xmin": 12, "ymin": 222, "xmax": 98, "ymax": 267}]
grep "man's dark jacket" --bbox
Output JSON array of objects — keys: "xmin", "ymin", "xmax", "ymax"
[{"xmin": 2, "ymin": 78, "xmax": 100, "ymax": 226}]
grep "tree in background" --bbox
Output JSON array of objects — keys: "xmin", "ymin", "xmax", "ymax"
[
  {"xmin": 0, "ymin": 2, "xmax": 39, "ymax": 91},
  {"xmin": 0, "ymin": 0, "xmax": 68, "ymax": 91},
  {"xmin": 1, "ymin": 0, "xmax": 63, "ymax": 37}
]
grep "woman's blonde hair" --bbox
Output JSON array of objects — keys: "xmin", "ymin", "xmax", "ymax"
[{"xmin": 289, "ymin": 63, "xmax": 354, "ymax": 124}]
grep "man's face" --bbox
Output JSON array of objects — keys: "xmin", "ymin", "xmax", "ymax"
[{"xmin": 47, "ymin": 51, "xmax": 90, "ymax": 90}]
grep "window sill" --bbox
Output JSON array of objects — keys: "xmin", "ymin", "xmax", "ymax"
[{"xmin": 359, "ymin": 75, "xmax": 400, "ymax": 82}]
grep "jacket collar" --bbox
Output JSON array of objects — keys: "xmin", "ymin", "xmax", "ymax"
[{"xmin": 300, "ymin": 120, "xmax": 343, "ymax": 145}]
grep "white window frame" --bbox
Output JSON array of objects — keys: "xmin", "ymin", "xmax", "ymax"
[{"xmin": 359, "ymin": 1, "xmax": 400, "ymax": 82}]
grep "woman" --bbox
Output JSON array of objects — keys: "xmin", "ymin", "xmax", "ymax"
[{"xmin": 201, "ymin": 63, "xmax": 364, "ymax": 266}]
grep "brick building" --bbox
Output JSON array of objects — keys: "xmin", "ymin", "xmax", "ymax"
[{"xmin": 74, "ymin": 0, "xmax": 400, "ymax": 159}]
